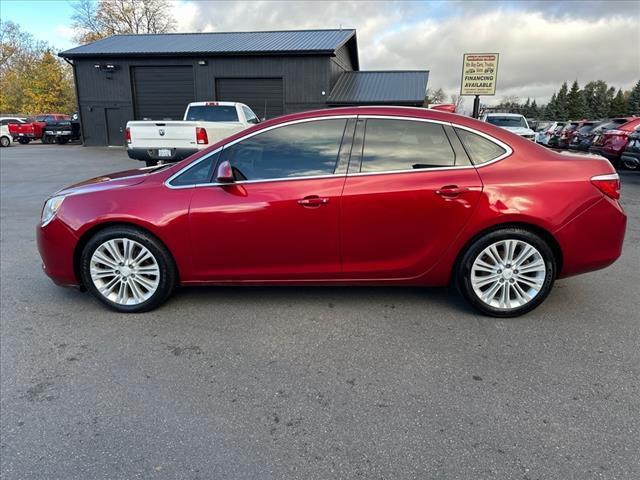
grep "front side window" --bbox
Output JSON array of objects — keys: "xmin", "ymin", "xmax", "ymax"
[
  {"xmin": 455, "ymin": 128, "xmax": 507, "ymax": 165},
  {"xmin": 360, "ymin": 119, "xmax": 456, "ymax": 172},
  {"xmin": 242, "ymin": 106, "xmax": 259, "ymax": 124},
  {"xmin": 220, "ymin": 119, "xmax": 347, "ymax": 181}
]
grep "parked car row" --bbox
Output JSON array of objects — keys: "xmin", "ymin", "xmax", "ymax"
[
  {"xmin": 534, "ymin": 117, "xmax": 640, "ymax": 169},
  {"xmin": 0, "ymin": 114, "xmax": 81, "ymax": 146}
]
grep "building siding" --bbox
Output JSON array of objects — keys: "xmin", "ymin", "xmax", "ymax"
[{"xmin": 73, "ymin": 54, "xmax": 345, "ymax": 146}]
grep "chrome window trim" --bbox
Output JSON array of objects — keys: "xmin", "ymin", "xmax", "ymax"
[{"xmin": 163, "ymin": 114, "xmax": 513, "ymax": 189}]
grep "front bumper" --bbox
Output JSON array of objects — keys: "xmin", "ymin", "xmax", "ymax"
[
  {"xmin": 127, "ymin": 147, "xmax": 199, "ymax": 162},
  {"xmin": 37, "ymin": 217, "xmax": 80, "ymax": 287}
]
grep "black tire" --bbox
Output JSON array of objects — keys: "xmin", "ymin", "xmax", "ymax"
[
  {"xmin": 456, "ymin": 227, "xmax": 556, "ymax": 318},
  {"xmin": 145, "ymin": 160, "xmax": 158, "ymax": 167},
  {"xmin": 18, "ymin": 138, "xmax": 30, "ymax": 144},
  {"xmin": 42, "ymin": 135, "xmax": 52, "ymax": 144},
  {"xmin": 80, "ymin": 226, "xmax": 177, "ymax": 313},
  {"xmin": 0, "ymin": 136, "xmax": 9, "ymax": 147},
  {"xmin": 56, "ymin": 137, "xmax": 69, "ymax": 145}
]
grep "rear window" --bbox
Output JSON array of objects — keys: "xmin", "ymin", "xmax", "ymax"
[
  {"xmin": 455, "ymin": 128, "xmax": 507, "ymax": 165},
  {"xmin": 185, "ymin": 106, "xmax": 239, "ymax": 122},
  {"xmin": 485, "ymin": 116, "xmax": 527, "ymax": 128}
]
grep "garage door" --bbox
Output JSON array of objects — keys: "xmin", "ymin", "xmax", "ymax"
[
  {"xmin": 216, "ymin": 78, "xmax": 284, "ymax": 120},
  {"xmin": 132, "ymin": 66, "xmax": 195, "ymax": 120}
]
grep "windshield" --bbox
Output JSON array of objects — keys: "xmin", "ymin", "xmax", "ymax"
[
  {"xmin": 486, "ymin": 116, "xmax": 528, "ymax": 128},
  {"xmin": 185, "ymin": 106, "xmax": 239, "ymax": 122}
]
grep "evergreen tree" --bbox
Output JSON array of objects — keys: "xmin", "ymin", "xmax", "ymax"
[
  {"xmin": 530, "ymin": 99, "xmax": 539, "ymax": 118},
  {"xmin": 556, "ymin": 82, "xmax": 569, "ymax": 120},
  {"xmin": 567, "ymin": 80, "xmax": 587, "ymax": 119},
  {"xmin": 544, "ymin": 92, "xmax": 558, "ymax": 120},
  {"xmin": 522, "ymin": 98, "xmax": 531, "ymax": 117},
  {"xmin": 627, "ymin": 80, "xmax": 640, "ymax": 116},
  {"xmin": 608, "ymin": 89, "xmax": 627, "ymax": 117}
]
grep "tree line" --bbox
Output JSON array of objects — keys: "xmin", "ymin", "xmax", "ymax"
[
  {"xmin": 0, "ymin": 22, "xmax": 76, "ymax": 115},
  {"xmin": 491, "ymin": 80, "xmax": 640, "ymax": 121}
]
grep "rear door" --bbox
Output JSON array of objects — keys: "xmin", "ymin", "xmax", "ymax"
[
  {"xmin": 187, "ymin": 117, "xmax": 355, "ymax": 281},
  {"xmin": 340, "ymin": 117, "xmax": 484, "ymax": 280}
]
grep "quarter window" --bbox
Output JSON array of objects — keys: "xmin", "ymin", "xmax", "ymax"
[
  {"xmin": 454, "ymin": 128, "xmax": 506, "ymax": 165},
  {"xmin": 220, "ymin": 119, "xmax": 347, "ymax": 181},
  {"xmin": 169, "ymin": 151, "xmax": 219, "ymax": 186},
  {"xmin": 360, "ymin": 119, "xmax": 456, "ymax": 172}
]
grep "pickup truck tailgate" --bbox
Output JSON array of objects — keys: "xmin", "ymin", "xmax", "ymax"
[
  {"xmin": 128, "ymin": 121, "xmax": 199, "ymax": 148},
  {"xmin": 128, "ymin": 121, "xmax": 245, "ymax": 148}
]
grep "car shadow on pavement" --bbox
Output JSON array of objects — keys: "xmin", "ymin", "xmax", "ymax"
[{"xmin": 168, "ymin": 285, "xmax": 474, "ymax": 316}]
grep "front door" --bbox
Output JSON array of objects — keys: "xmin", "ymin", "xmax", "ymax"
[
  {"xmin": 188, "ymin": 117, "xmax": 354, "ymax": 281},
  {"xmin": 340, "ymin": 117, "xmax": 483, "ymax": 279}
]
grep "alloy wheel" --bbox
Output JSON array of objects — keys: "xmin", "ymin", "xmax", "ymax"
[
  {"xmin": 89, "ymin": 238, "xmax": 160, "ymax": 306},
  {"xmin": 470, "ymin": 239, "xmax": 546, "ymax": 310}
]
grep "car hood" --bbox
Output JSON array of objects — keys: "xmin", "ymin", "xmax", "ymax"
[
  {"xmin": 55, "ymin": 165, "xmax": 164, "ymax": 196},
  {"xmin": 500, "ymin": 126, "xmax": 535, "ymax": 136}
]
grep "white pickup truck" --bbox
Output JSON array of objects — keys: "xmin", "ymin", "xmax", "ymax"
[{"xmin": 126, "ymin": 101, "xmax": 260, "ymax": 166}]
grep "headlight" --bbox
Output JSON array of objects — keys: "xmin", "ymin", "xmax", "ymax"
[{"xmin": 41, "ymin": 195, "xmax": 65, "ymax": 226}]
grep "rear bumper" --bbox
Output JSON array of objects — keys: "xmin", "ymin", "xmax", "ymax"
[
  {"xmin": 37, "ymin": 217, "xmax": 80, "ymax": 287},
  {"xmin": 555, "ymin": 196, "xmax": 626, "ymax": 278},
  {"xmin": 127, "ymin": 147, "xmax": 199, "ymax": 162}
]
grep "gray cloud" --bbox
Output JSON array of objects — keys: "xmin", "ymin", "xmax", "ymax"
[{"xmin": 174, "ymin": 0, "xmax": 640, "ymax": 107}]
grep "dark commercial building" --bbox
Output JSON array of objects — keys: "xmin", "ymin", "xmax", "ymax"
[{"xmin": 59, "ymin": 29, "xmax": 429, "ymax": 146}]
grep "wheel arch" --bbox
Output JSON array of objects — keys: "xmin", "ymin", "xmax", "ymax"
[
  {"xmin": 451, "ymin": 221, "xmax": 563, "ymax": 283},
  {"xmin": 73, "ymin": 221, "xmax": 179, "ymax": 287}
]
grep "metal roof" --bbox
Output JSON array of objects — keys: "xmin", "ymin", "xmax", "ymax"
[
  {"xmin": 327, "ymin": 71, "xmax": 429, "ymax": 105},
  {"xmin": 59, "ymin": 29, "xmax": 356, "ymax": 59}
]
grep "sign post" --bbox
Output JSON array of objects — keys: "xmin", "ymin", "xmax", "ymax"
[{"xmin": 460, "ymin": 53, "xmax": 499, "ymax": 118}]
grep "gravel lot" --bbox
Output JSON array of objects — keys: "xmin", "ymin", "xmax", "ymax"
[{"xmin": 1, "ymin": 143, "xmax": 639, "ymax": 479}]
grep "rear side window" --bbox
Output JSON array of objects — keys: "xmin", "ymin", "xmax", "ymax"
[
  {"xmin": 455, "ymin": 128, "xmax": 507, "ymax": 165},
  {"xmin": 169, "ymin": 151, "xmax": 219, "ymax": 186},
  {"xmin": 220, "ymin": 119, "xmax": 347, "ymax": 181},
  {"xmin": 185, "ymin": 106, "xmax": 239, "ymax": 122},
  {"xmin": 360, "ymin": 119, "xmax": 456, "ymax": 172}
]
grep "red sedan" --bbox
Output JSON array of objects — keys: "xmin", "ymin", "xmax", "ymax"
[{"xmin": 37, "ymin": 107, "xmax": 626, "ymax": 317}]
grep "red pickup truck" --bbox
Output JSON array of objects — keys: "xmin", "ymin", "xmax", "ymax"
[{"xmin": 9, "ymin": 114, "xmax": 70, "ymax": 144}]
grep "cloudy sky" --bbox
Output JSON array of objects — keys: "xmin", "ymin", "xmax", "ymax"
[{"xmin": 3, "ymin": 0, "xmax": 639, "ymax": 109}]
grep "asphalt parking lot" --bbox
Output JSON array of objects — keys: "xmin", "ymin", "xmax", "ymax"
[{"xmin": 1, "ymin": 143, "xmax": 639, "ymax": 479}]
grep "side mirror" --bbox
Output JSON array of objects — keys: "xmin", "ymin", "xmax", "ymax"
[{"xmin": 216, "ymin": 160, "xmax": 234, "ymax": 183}]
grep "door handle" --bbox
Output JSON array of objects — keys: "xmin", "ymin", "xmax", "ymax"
[
  {"xmin": 436, "ymin": 185, "xmax": 470, "ymax": 198},
  {"xmin": 297, "ymin": 195, "xmax": 329, "ymax": 207}
]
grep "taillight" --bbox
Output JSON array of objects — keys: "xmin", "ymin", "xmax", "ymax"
[
  {"xmin": 591, "ymin": 173, "xmax": 620, "ymax": 200},
  {"xmin": 196, "ymin": 127, "xmax": 208, "ymax": 145},
  {"xmin": 125, "ymin": 127, "xmax": 131, "ymax": 144}
]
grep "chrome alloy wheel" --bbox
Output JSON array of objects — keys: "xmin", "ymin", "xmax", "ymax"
[
  {"xmin": 89, "ymin": 238, "xmax": 160, "ymax": 306},
  {"xmin": 470, "ymin": 239, "xmax": 546, "ymax": 310}
]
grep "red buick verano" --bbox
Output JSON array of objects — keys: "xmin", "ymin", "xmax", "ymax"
[{"xmin": 37, "ymin": 107, "xmax": 626, "ymax": 317}]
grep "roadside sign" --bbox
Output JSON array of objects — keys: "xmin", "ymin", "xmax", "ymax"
[{"xmin": 460, "ymin": 53, "xmax": 499, "ymax": 96}]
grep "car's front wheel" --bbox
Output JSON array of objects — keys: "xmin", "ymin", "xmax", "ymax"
[
  {"xmin": 456, "ymin": 228, "xmax": 556, "ymax": 317},
  {"xmin": 0, "ymin": 136, "xmax": 10, "ymax": 147},
  {"xmin": 80, "ymin": 226, "xmax": 177, "ymax": 312}
]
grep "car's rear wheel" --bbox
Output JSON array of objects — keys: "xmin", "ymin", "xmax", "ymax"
[
  {"xmin": 80, "ymin": 226, "xmax": 177, "ymax": 313},
  {"xmin": 456, "ymin": 228, "xmax": 555, "ymax": 317},
  {"xmin": 0, "ymin": 136, "xmax": 9, "ymax": 147},
  {"xmin": 18, "ymin": 138, "xmax": 30, "ymax": 144}
]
